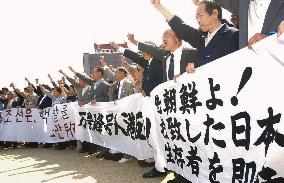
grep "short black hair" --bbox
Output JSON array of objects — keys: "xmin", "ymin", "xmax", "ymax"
[
  {"xmin": 42, "ymin": 84, "xmax": 51, "ymax": 91},
  {"xmin": 95, "ymin": 66, "xmax": 104, "ymax": 77},
  {"xmin": 117, "ymin": 67, "xmax": 128, "ymax": 76},
  {"xmin": 200, "ymin": 0, "xmax": 222, "ymax": 21},
  {"xmin": 2, "ymin": 87, "xmax": 9, "ymax": 93}
]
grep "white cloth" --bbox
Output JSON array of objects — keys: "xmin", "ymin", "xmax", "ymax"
[
  {"xmin": 248, "ymin": 0, "xmax": 271, "ymax": 39},
  {"xmin": 81, "ymin": 86, "xmax": 88, "ymax": 96},
  {"xmin": 205, "ymin": 24, "xmax": 224, "ymax": 47},
  {"xmin": 95, "ymin": 79, "xmax": 104, "ymax": 88},
  {"xmin": 147, "ymin": 58, "xmax": 153, "ymax": 66},
  {"xmin": 166, "ymin": 46, "xmax": 182, "ymax": 81}
]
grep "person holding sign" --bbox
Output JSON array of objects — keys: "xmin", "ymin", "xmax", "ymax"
[
  {"xmin": 68, "ymin": 66, "xmax": 110, "ymax": 155},
  {"xmin": 128, "ymin": 30, "xmax": 196, "ymax": 82},
  {"xmin": 151, "ymin": 0, "xmax": 239, "ymax": 69}
]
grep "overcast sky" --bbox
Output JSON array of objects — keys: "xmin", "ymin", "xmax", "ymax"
[{"xmin": 0, "ymin": 0, "xmax": 231, "ymax": 89}]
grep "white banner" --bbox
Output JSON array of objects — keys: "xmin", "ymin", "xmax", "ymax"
[
  {"xmin": 149, "ymin": 35, "xmax": 284, "ymax": 183},
  {"xmin": 0, "ymin": 103, "xmax": 76, "ymax": 143},
  {"xmin": 75, "ymin": 93, "xmax": 154, "ymax": 160}
]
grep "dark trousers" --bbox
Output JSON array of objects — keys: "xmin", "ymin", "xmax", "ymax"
[{"xmin": 88, "ymin": 143, "xmax": 99, "ymax": 153}]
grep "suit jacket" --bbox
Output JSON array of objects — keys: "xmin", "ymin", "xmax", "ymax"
[
  {"xmin": 138, "ymin": 42, "xmax": 196, "ymax": 82},
  {"xmin": 68, "ymin": 75, "xmax": 95, "ymax": 105},
  {"xmin": 34, "ymin": 86, "xmax": 52, "ymax": 110},
  {"xmin": 216, "ymin": 0, "xmax": 284, "ymax": 48},
  {"xmin": 24, "ymin": 94, "xmax": 39, "ymax": 108},
  {"xmin": 75, "ymin": 73, "xmax": 110, "ymax": 103},
  {"xmin": 94, "ymin": 80, "xmax": 110, "ymax": 102},
  {"xmin": 108, "ymin": 79, "xmax": 134, "ymax": 101},
  {"xmin": 123, "ymin": 49, "xmax": 163, "ymax": 96},
  {"xmin": 103, "ymin": 66, "xmax": 136, "ymax": 84},
  {"xmin": 168, "ymin": 15, "xmax": 239, "ymax": 68},
  {"xmin": 38, "ymin": 95, "xmax": 52, "ymax": 110},
  {"xmin": 103, "ymin": 67, "xmax": 115, "ymax": 84},
  {"xmin": 14, "ymin": 90, "xmax": 25, "ymax": 107}
]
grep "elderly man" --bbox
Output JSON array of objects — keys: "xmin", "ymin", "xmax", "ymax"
[
  {"xmin": 151, "ymin": 0, "xmax": 238, "ymax": 68},
  {"xmin": 128, "ymin": 30, "xmax": 196, "ymax": 82},
  {"xmin": 108, "ymin": 67, "xmax": 134, "ymax": 102},
  {"xmin": 125, "ymin": 29, "xmax": 196, "ymax": 179},
  {"xmin": 12, "ymin": 83, "xmax": 39, "ymax": 109},
  {"xmin": 9, "ymin": 83, "xmax": 39, "ymax": 148}
]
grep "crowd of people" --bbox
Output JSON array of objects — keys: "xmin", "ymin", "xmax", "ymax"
[{"xmin": 1, "ymin": 0, "xmax": 284, "ymax": 182}]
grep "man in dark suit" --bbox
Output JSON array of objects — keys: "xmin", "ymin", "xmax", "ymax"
[
  {"xmin": 126, "ymin": 30, "xmax": 195, "ymax": 179},
  {"xmin": 151, "ymin": 0, "xmax": 238, "ymax": 69},
  {"xmin": 214, "ymin": 0, "xmax": 284, "ymax": 48},
  {"xmin": 37, "ymin": 87, "xmax": 53, "ymax": 110},
  {"xmin": 128, "ymin": 30, "xmax": 196, "ymax": 82},
  {"xmin": 33, "ymin": 79, "xmax": 53, "ymax": 110},
  {"xmin": 110, "ymin": 40, "xmax": 163, "ymax": 96},
  {"xmin": 31, "ymin": 80, "xmax": 53, "ymax": 148}
]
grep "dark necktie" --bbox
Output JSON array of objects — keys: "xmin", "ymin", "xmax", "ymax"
[
  {"xmin": 144, "ymin": 62, "xmax": 150, "ymax": 81},
  {"xmin": 114, "ymin": 81, "xmax": 120, "ymax": 100},
  {"xmin": 168, "ymin": 53, "xmax": 174, "ymax": 80}
]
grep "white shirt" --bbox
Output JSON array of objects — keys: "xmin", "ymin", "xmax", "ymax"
[
  {"xmin": 118, "ymin": 77, "xmax": 127, "ymax": 99},
  {"xmin": 166, "ymin": 46, "xmax": 182, "ymax": 81},
  {"xmin": 82, "ymin": 86, "xmax": 88, "ymax": 96},
  {"xmin": 248, "ymin": 0, "xmax": 272, "ymax": 39},
  {"xmin": 38, "ymin": 94, "xmax": 47, "ymax": 106},
  {"xmin": 127, "ymin": 74, "xmax": 135, "ymax": 84},
  {"xmin": 205, "ymin": 24, "xmax": 224, "ymax": 47},
  {"xmin": 95, "ymin": 79, "xmax": 104, "ymax": 88},
  {"xmin": 147, "ymin": 58, "xmax": 153, "ymax": 66},
  {"xmin": 118, "ymin": 47, "xmax": 126, "ymax": 53}
]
